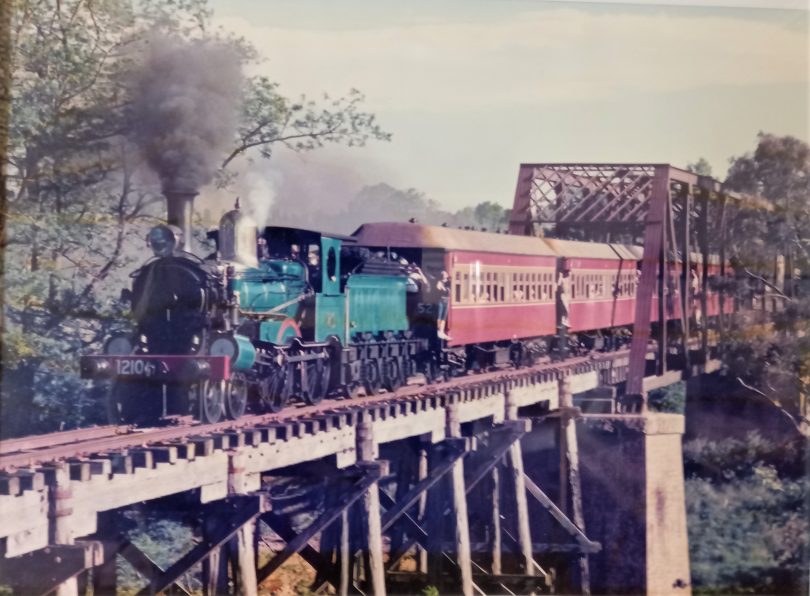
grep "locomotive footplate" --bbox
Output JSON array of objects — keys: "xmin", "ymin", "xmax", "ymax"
[{"xmin": 79, "ymin": 355, "xmax": 231, "ymax": 382}]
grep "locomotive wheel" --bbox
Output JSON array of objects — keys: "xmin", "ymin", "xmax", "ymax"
[
  {"xmin": 260, "ymin": 367, "xmax": 288, "ymax": 413},
  {"xmin": 224, "ymin": 375, "xmax": 248, "ymax": 420},
  {"xmin": 382, "ymin": 358, "xmax": 403, "ymax": 392},
  {"xmin": 195, "ymin": 380, "xmax": 224, "ymax": 424},
  {"xmin": 303, "ymin": 357, "xmax": 330, "ymax": 405},
  {"xmin": 402, "ymin": 356, "xmax": 416, "ymax": 383},
  {"xmin": 363, "ymin": 359, "xmax": 381, "ymax": 395}
]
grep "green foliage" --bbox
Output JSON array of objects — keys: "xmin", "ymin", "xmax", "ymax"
[
  {"xmin": 226, "ymin": 82, "xmax": 391, "ymax": 169},
  {"xmin": 422, "ymin": 586, "xmax": 440, "ymax": 596},
  {"xmin": 116, "ymin": 509, "xmax": 199, "ymax": 593},
  {"xmin": 722, "ymin": 293, "xmax": 810, "ymax": 425},
  {"xmin": 648, "ymin": 381, "xmax": 686, "ymax": 414},
  {"xmin": 684, "ymin": 432, "xmax": 808, "ymax": 594}
]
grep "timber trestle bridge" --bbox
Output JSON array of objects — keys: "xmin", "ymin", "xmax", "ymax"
[{"xmin": 0, "ymin": 347, "xmax": 714, "ymax": 596}]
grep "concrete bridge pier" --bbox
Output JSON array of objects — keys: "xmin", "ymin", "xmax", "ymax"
[{"xmin": 577, "ymin": 412, "xmax": 692, "ymax": 595}]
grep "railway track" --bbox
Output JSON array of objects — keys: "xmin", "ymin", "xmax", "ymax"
[{"xmin": 0, "ymin": 352, "xmax": 613, "ymax": 472}]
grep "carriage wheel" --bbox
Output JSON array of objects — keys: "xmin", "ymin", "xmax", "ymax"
[
  {"xmin": 224, "ymin": 374, "xmax": 248, "ymax": 420},
  {"xmin": 303, "ymin": 356, "xmax": 330, "ymax": 405},
  {"xmin": 382, "ymin": 358, "xmax": 403, "ymax": 392},
  {"xmin": 195, "ymin": 380, "xmax": 224, "ymax": 424}
]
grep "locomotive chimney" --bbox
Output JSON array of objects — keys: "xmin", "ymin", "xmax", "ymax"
[{"xmin": 164, "ymin": 188, "xmax": 198, "ymax": 253}]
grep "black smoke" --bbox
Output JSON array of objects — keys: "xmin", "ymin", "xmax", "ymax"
[{"xmin": 128, "ymin": 35, "xmax": 242, "ymax": 192}]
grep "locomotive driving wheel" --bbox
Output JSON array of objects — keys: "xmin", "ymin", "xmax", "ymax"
[
  {"xmin": 260, "ymin": 366, "xmax": 288, "ymax": 413},
  {"xmin": 382, "ymin": 358, "xmax": 403, "ymax": 392},
  {"xmin": 193, "ymin": 380, "xmax": 224, "ymax": 424},
  {"xmin": 363, "ymin": 359, "xmax": 381, "ymax": 395},
  {"xmin": 302, "ymin": 354, "xmax": 330, "ymax": 405},
  {"xmin": 224, "ymin": 374, "xmax": 248, "ymax": 420}
]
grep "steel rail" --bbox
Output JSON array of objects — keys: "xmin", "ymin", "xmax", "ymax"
[
  {"xmin": 0, "ymin": 425, "xmax": 126, "ymax": 455},
  {"xmin": 0, "ymin": 351, "xmax": 619, "ymax": 471}
]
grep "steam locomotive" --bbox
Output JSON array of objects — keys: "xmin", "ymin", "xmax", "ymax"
[{"xmin": 81, "ymin": 203, "xmax": 732, "ymax": 425}]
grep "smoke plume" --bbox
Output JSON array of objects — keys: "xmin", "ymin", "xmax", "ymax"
[{"xmin": 128, "ymin": 35, "xmax": 243, "ymax": 192}]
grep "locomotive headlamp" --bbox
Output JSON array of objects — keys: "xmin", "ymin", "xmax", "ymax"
[
  {"xmin": 103, "ymin": 334, "xmax": 133, "ymax": 355},
  {"xmin": 147, "ymin": 225, "xmax": 183, "ymax": 257}
]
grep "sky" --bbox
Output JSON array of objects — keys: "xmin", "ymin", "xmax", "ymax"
[{"xmin": 207, "ymin": 0, "xmax": 809, "ymax": 216}]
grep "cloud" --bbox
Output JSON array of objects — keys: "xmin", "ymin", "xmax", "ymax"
[{"xmin": 216, "ymin": 7, "xmax": 808, "ymax": 111}]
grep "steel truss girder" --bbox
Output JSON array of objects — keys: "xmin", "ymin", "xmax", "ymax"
[
  {"xmin": 509, "ymin": 164, "xmax": 662, "ymax": 234},
  {"xmin": 509, "ymin": 163, "xmax": 731, "ymax": 405}
]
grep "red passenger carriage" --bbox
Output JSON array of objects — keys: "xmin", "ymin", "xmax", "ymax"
[{"xmin": 353, "ymin": 223, "xmax": 558, "ymax": 347}]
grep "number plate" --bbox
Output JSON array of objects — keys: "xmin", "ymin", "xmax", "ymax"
[{"xmin": 115, "ymin": 358, "xmax": 160, "ymax": 378}]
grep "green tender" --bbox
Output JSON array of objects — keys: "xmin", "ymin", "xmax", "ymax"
[{"xmin": 346, "ymin": 274, "xmax": 409, "ymax": 337}]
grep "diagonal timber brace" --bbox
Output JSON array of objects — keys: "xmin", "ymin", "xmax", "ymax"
[
  {"xmin": 524, "ymin": 474, "xmax": 600, "ymax": 554},
  {"xmin": 259, "ymin": 512, "xmax": 361, "ymax": 595},
  {"xmin": 384, "ymin": 424, "xmax": 527, "ymax": 573},
  {"xmin": 136, "ymin": 494, "xmax": 269, "ymax": 596},
  {"xmin": 114, "ymin": 538, "xmax": 192, "ymax": 595},
  {"xmin": 256, "ymin": 462, "xmax": 384, "ymax": 585},
  {"xmin": 381, "ymin": 437, "xmax": 469, "ymax": 533}
]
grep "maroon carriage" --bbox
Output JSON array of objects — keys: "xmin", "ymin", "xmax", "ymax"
[{"xmin": 352, "ymin": 223, "xmax": 558, "ymax": 347}]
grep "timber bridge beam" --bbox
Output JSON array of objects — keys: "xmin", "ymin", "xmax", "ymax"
[{"xmin": 0, "ymin": 348, "xmax": 715, "ymax": 595}]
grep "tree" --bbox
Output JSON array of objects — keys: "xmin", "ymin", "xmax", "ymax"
[
  {"xmin": 2, "ymin": 0, "xmax": 389, "ymax": 436},
  {"xmin": 0, "ymin": 0, "xmax": 13, "ymax": 395},
  {"xmin": 686, "ymin": 158, "xmax": 712, "ymax": 176},
  {"xmin": 719, "ymin": 134, "xmax": 810, "ymax": 428},
  {"xmin": 725, "ymin": 133, "xmax": 810, "ymax": 272}
]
